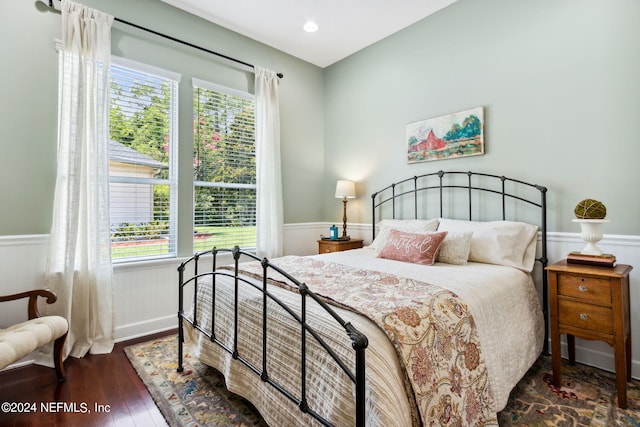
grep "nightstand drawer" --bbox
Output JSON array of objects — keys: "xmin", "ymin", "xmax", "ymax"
[
  {"xmin": 317, "ymin": 239, "xmax": 363, "ymax": 254},
  {"xmin": 558, "ymin": 274, "xmax": 611, "ymax": 304},
  {"xmin": 319, "ymin": 243, "xmax": 342, "ymax": 253},
  {"xmin": 558, "ymin": 299, "xmax": 613, "ymax": 334}
]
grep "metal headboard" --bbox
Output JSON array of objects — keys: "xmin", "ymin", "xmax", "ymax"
[{"xmin": 371, "ymin": 170, "xmax": 549, "ymax": 353}]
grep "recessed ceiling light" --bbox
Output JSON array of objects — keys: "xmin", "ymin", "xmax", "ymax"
[{"xmin": 303, "ymin": 21, "xmax": 319, "ymax": 33}]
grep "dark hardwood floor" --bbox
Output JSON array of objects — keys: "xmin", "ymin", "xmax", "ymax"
[{"xmin": 0, "ymin": 330, "xmax": 175, "ymax": 427}]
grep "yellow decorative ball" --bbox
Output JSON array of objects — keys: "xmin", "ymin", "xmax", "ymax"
[{"xmin": 574, "ymin": 198, "xmax": 607, "ymax": 219}]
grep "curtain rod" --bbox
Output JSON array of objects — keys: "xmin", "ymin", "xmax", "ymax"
[{"xmin": 40, "ymin": 0, "xmax": 284, "ymax": 79}]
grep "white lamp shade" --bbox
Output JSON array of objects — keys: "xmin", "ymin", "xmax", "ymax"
[{"xmin": 335, "ymin": 180, "xmax": 356, "ymax": 199}]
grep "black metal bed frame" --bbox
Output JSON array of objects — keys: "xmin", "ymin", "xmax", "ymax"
[
  {"xmin": 177, "ymin": 247, "xmax": 369, "ymax": 427},
  {"xmin": 371, "ymin": 170, "xmax": 549, "ymax": 352},
  {"xmin": 177, "ymin": 170, "xmax": 548, "ymax": 427}
]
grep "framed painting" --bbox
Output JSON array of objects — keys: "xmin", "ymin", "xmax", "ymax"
[{"xmin": 407, "ymin": 107, "xmax": 484, "ymax": 163}]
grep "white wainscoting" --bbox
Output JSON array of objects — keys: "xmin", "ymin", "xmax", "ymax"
[
  {"xmin": 0, "ymin": 235, "xmax": 49, "ymax": 329},
  {"xmin": 1, "ymin": 226, "xmax": 638, "ymax": 379}
]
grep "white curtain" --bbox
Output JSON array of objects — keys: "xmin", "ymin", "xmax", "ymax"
[
  {"xmin": 254, "ymin": 67, "xmax": 283, "ymax": 258},
  {"xmin": 39, "ymin": 0, "xmax": 115, "ymax": 362}
]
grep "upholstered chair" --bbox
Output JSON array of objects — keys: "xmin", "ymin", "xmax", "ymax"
[{"xmin": 0, "ymin": 289, "xmax": 68, "ymax": 381}]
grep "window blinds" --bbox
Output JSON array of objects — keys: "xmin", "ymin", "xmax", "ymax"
[
  {"xmin": 193, "ymin": 79, "xmax": 257, "ymax": 252},
  {"xmin": 109, "ymin": 60, "xmax": 178, "ymax": 261}
]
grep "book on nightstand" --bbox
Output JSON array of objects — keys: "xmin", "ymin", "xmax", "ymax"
[{"xmin": 566, "ymin": 251, "xmax": 616, "ymax": 268}]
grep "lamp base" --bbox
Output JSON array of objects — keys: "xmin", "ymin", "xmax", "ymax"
[{"xmin": 341, "ymin": 198, "xmax": 351, "ymax": 241}]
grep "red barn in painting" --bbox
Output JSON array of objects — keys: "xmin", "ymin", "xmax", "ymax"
[{"xmin": 410, "ymin": 129, "xmax": 445, "ymax": 152}]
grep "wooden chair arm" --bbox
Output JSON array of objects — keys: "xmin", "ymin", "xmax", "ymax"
[{"xmin": 0, "ymin": 289, "xmax": 58, "ymax": 320}]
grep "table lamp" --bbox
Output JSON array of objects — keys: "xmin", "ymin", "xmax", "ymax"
[{"xmin": 335, "ymin": 180, "xmax": 356, "ymax": 240}]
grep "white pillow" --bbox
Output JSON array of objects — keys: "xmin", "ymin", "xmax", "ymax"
[
  {"xmin": 369, "ymin": 218, "xmax": 440, "ymax": 254},
  {"xmin": 436, "ymin": 231, "xmax": 473, "ymax": 265},
  {"xmin": 437, "ymin": 218, "xmax": 538, "ymax": 271}
]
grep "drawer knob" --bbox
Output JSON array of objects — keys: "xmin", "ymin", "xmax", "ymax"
[
  {"xmin": 579, "ymin": 313, "xmax": 589, "ymax": 321},
  {"xmin": 578, "ymin": 285, "xmax": 588, "ymax": 292}
]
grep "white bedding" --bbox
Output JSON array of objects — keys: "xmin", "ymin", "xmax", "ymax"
[
  {"xmin": 183, "ymin": 247, "xmax": 544, "ymax": 426},
  {"xmin": 317, "ymin": 247, "xmax": 545, "ymax": 412}
]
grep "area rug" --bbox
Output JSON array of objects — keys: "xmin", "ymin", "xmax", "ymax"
[
  {"xmin": 497, "ymin": 355, "xmax": 640, "ymax": 426},
  {"xmin": 124, "ymin": 335, "xmax": 266, "ymax": 426},
  {"xmin": 126, "ymin": 335, "xmax": 640, "ymax": 426}
]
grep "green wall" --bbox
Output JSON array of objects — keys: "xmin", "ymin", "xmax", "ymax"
[
  {"xmin": 2, "ymin": 0, "xmax": 639, "ymax": 241},
  {"xmin": 324, "ymin": 0, "xmax": 640, "ymax": 234},
  {"xmin": 0, "ymin": 0, "xmax": 325, "ymax": 245}
]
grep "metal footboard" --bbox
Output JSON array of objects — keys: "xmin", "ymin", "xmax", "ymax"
[{"xmin": 177, "ymin": 246, "xmax": 368, "ymax": 427}]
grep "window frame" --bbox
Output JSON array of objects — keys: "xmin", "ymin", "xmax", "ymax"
[{"xmin": 108, "ymin": 56, "xmax": 180, "ymax": 263}]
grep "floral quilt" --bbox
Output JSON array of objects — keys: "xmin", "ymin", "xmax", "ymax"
[{"xmin": 227, "ymin": 256, "xmax": 497, "ymax": 426}]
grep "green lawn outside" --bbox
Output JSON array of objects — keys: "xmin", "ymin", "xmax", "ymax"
[
  {"xmin": 193, "ymin": 225, "xmax": 256, "ymax": 252},
  {"xmin": 112, "ymin": 226, "xmax": 256, "ymax": 259}
]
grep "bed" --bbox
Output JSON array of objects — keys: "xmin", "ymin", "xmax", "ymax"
[{"xmin": 178, "ymin": 170, "xmax": 549, "ymax": 426}]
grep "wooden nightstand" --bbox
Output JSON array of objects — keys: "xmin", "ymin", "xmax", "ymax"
[
  {"xmin": 547, "ymin": 260, "xmax": 633, "ymax": 408},
  {"xmin": 317, "ymin": 239, "xmax": 363, "ymax": 254}
]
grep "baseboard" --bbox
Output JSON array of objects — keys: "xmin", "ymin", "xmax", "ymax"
[
  {"xmin": 114, "ymin": 314, "xmax": 177, "ymax": 342},
  {"xmin": 0, "ymin": 358, "xmax": 34, "ymax": 373},
  {"xmin": 557, "ymin": 338, "xmax": 640, "ymax": 379}
]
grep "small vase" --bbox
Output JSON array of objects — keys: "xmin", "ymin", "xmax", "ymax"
[{"xmin": 572, "ymin": 219, "xmax": 609, "ymax": 255}]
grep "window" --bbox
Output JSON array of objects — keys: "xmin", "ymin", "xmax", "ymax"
[
  {"xmin": 192, "ymin": 79, "xmax": 256, "ymax": 252},
  {"xmin": 109, "ymin": 59, "xmax": 179, "ymax": 261}
]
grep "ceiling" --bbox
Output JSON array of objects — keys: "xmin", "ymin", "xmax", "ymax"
[{"xmin": 161, "ymin": 0, "xmax": 459, "ymax": 68}]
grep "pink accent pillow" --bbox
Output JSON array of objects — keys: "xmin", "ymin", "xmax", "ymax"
[{"xmin": 377, "ymin": 230, "xmax": 448, "ymax": 265}]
